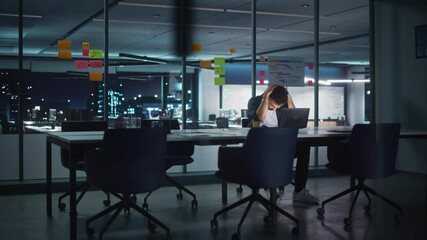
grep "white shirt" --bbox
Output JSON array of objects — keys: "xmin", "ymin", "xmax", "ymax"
[{"xmin": 260, "ymin": 109, "xmax": 278, "ymax": 127}]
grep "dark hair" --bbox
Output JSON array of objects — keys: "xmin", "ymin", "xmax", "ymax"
[{"xmin": 269, "ymin": 85, "xmax": 288, "ymax": 105}]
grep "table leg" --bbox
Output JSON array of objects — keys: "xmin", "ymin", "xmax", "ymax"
[
  {"xmin": 69, "ymin": 149, "xmax": 77, "ymax": 240},
  {"xmin": 46, "ymin": 141, "xmax": 52, "ymax": 217},
  {"xmin": 221, "ymin": 180, "xmax": 228, "ymax": 205}
]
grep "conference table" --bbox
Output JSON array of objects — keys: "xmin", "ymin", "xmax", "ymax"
[{"xmin": 43, "ymin": 126, "xmax": 426, "ymax": 240}]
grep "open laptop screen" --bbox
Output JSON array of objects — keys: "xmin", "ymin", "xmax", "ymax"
[{"xmin": 279, "ymin": 108, "xmax": 310, "ymax": 129}]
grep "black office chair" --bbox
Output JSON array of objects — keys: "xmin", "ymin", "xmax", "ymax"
[
  {"xmin": 84, "ymin": 128, "xmax": 170, "ymax": 239},
  {"xmin": 216, "ymin": 117, "xmax": 229, "ymax": 128},
  {"xmin": 210, "ymin": 127, "xmax": 300, "ymax": 239},
  {"xmin": 57, "ymin": 120, "xmax": 109, "ymax": 211},
  {"xmin": 141, "ymin": 119, "xmax": 198, "ymax": 210},
  {"xmin": 208, "ymin": 114, "xmax": 216, "ymax": 122},
  {"xmin": 317, "ymin": 123, "xmax": 402, "ymax": 227},
  {"xmin": 0, "ymin": 114, "xmax": 18, "ymax": 134}
]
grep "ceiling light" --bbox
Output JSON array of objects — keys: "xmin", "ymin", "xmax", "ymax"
[
  {"xmin": 209, "ymin": 31, "xmax": 215, "ymax": 34},
  {"xmin": 300, "ymin": 4, "xmax": 310, "ymax": 8},
  {"xmin": 152, "ymin": 13, "xmax": 160, "ymax": 17},
  {"xmin": 330, "ymin": 25, "xmax": 337, "ymax": 29}
]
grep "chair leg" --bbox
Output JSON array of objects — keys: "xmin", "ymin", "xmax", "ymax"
[
  {"xmin": 213, "ymin": 194, "xmax": 254, "ymax": 220},
  {"xmin": 166, "ymin": 175, "xmax": 198, "ymax": 209},
  {"xmin": 346, "ymin": 187, "xmax": 363, "ymax": 223},
  {"xmin": 364, "ymin": 185, "xmax": 402, "ymax": 215},
  {"xmin": 58, "ymin": 181, "xmax": 90, "ymax": 210},
  {"xmin": 320, "ymin": 184, "xmax": 360, "ymax": 209},
  {"xmin": 86, "ymin": 201, "xmax": 124, "ymax": 235},
  {"xmin": 129, "ymin": 199, "xmax": 171, "ymax": 238},
  {"xmin": 234, "ymin": 198, "xmax": 256, "ymax": 238},
  {"xmin": 258, "ymin": 195, "xmax": 299, "ymax": 227},
  {"xmin": 99, "ymin": 206, "xmax": 123, "ymax": 239}
]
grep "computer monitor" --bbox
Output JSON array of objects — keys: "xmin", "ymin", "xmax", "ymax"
[{"xmin": 279, "ymin": 108, "xmax": 310, "ymax": 129}]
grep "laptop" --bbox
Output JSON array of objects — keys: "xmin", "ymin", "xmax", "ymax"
[{"xmin": 279, "ymin": 108, "xmax": 310, "ymax": 129}]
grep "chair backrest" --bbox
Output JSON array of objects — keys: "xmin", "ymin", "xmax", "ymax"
[
  {"xmin": 208, "ymin": 114, "xmax": 216, "ymax": 121},
  {"xmin": 216, "ymin": 117, "xmax": 229, "ymax": 128},
  {"xmin": 61, "ymin": 121, "xmax": 108, "ymax": 166},
  {"xmin": 241, "ymin": 127, "xmax": 298, "ymax": 188},
  {"xmin": 348, "ymin": 123, "xmax": 401, "ymax": 179},
  {"xmin": 85, "ymin": 128, "xmax": 167, "ymax": 195},
  {"xmin": 62, "ymin": 120, "xmax": 107, "ymax": 132}
]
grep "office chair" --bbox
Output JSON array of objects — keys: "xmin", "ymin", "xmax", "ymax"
[
  {"xmin": 216, "ymin": 117, "xmax": 229, "ymax": 128},
  {"xmin": 141, "ymin": 119, "xmax": 198, "ymax": 210},
  {"xmin": 84, "ymin": 128, "xmax": 170, "ymax": 239},
  {"xmin": 57, "ymin": 120, "xmax": 110, "ymax": 211},
  {"xmin": 0, "ymin": 114, "xmax": 18, "ymax": 134},
  {"xmin": 208, "ymin": 114, "xmax": 216, "ymax": 122},
  {"xmin": 317, "ymin": 123, "xmax": 402, "ymax": 227},
  {"xmin": 210, "ymin": 127, "xmax": 300, "ymax": 239}
]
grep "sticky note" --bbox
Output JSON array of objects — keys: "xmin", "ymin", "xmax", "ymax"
[
  {"xmin": 214, "ymin": 66, "xmax": 225, "ymax": 75},
  {"xmin": 58, "ymin": 49, "xmax": 72, "ymax": 59},
  {"xmin": 259, "ymin": 79, "xmax": 265, "ymax": 85},
  {"xmin": 259, "ymin": 55, "xmax": 266, "ymax": 62},
  {"xmin": 308, "ymin": 63, "xmax": 314, "ymax": 70},
  {"xmin": 191, "ymin": 43, "xmax": 202, "ymax": 52},
  {"xmin": 229, "ymin": 48, "xmax": 236, "ymax": 54},
  {"xmin": 74, "ymin": 60, "xmax": 88, "ymax": 70},
  {"xmin": 82, "ymin": 49, "xmax": 89, "ymax": 56},
  {"xmin": 214, "ymin": 57, "xmax": 225, "ymax": 65},
  {"xmin": 89, "ymin": 49, "xmax": 103, "ymax": 59},
  {"xmin": 199, "ymin": 60, "xmax": 212, "ymax": 68},
  {"xmin": 214, "ymin": 77, "xmax": 225, "ymax": 86},
  {"xmin": 259, "ymin": 70, "xmax": 265, "ymax": 77},
  {"xmin": 89, "ymin": 72, "xmax": 103, "ymax": 81},
  {"xmin": 82, "ymin": 42, "xmax": 90, "ymax": 49},
  {"xmin": 58, "ymin": 40, "xmax": 71, "ymax": 49},
  {"xmin": 89, "ymin": 60, "xmax": 103, "ymax": 68}
]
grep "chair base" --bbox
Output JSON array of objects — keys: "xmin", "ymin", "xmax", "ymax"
[
  {"xmin": 143, "ymin": 175, "xmax": 198, "ymax": 211},
  {"xmin": 58, "ymin": 181, "xmax": 111, "ymax": 211},
  {"xmin": 317, "ymin": 179, "xmax": 403, "ymax": 226},
  {"xmin": 211, "ymin": 189, "xmax": 299, "ymax": 239},
  {"xmin": 86, "ymin": 194, "xmax": 170, "ymax": 239}
]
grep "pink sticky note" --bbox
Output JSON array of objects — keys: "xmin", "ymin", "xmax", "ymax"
[
  {"xmin": 82, "ymin": 49, "xmax": 89, "ymax": 57},
  {"xmin": 259, "ymin": 79, "xmax": 265, "ymax": 85},
  {"xmin": 74, "ymin": 60, "xmax": 88, "ymax": 70},
  {"xmin": 259, "ymin": 70, "xmax": 265, "ymax": 77},
  {"xmin": 89, "ymin": 60, "xmax": 103, "ymax": 68}
]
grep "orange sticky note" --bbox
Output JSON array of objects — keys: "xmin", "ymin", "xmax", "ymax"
[
  {"xmin": 89, "ymin": 60, "xmax": 103, "ymax": 68},
  {"xmin": 191, "ymin": 43, "xmax": 202, "ymax": 52},
  {"xmin": 58, "ymin": 40, "xmax": 71, "ymax": 49},
  {"xmin": 199, "ymin": 60, "xmax": 212, "ymax": 68},
  {"xmin": 229, "ymin": 48, "xmax": 236, "ymax": 54},
  {"xmin": 89, "ymin": 72, "xmax": 103, "ymax": 81},
  {"xmin": 82, "ymin": 42, "xmax": 90, "ymax": 49},
  {"xmin": 58, "ymin": 49, "xmax": 72, "ymax": 59},
  {"xmin": 74, "ymin": 60, "xmax": 88, "ymax": 70},
  {"xmin": 259, "ymin": 55, "xmax": 266, "ymax": 62}
]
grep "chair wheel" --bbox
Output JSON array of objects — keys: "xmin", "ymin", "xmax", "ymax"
[
  {"xmin": 86, "ymin": 227, "xmax": 95, "ymax": 236},
  {"xmin": 232, "ymin": 233, "xmax": 240, "ymax": 240},
  {"xmin": 176, "ymin": 193, "xmax": 183, "ymax": 200},
  {"xmin": 148, "ymin": 221, "xmax": 157, "ymax": 233},
  {"xmin": 191, "ymin": 200, "xmax": 198, "ymax": 210},
  {"xmin": 364, "ymin": 205, "xmax": 371, "ymax": 212},
  {"xmin": 317, "ymin": 207, "xmax": 325, "ymax": 216},
  {"xmin": 236, "ymin": 186, "xmax": 243, "ymax": 194},
  {"xmin": 130, "ymin": 195, "xmax": 137, "ymax": 202},
  {"xmin": 142, "ymin": 203, "xmax": 148, "ymax": 211},
  {"xmin": 291, "ymin": 227, "xmax": 299, "ymax": 236},
  {"xmin": 210, "ymin": 219, "xmax": 218, "ymax": 229},
  {"xmin": 263, "ymin": 215, "xmax": 272, "ymax": 224},
  {"xmin": 344, "ymin": 217, "xmax": 352, "ymax": 226},
  {"xmin": 58, "ymin": 202, "xmax": 66, "ymax": 211},
  {"xmin": 103, "ymin": 199, "xmax": 111, "ymax": 207}
]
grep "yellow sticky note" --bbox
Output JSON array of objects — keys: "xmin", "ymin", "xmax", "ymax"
[
  {"xmin": 214, "ymin": 57, "xmax": 225, "ymax": 65},
  {"xmin": 191, "ymin": 43, "xmax": 202, "ymax": 52},
  {"xmin": 82, "ymin": 42, "xmax": 90, "ymax": 49},
  {"xmin": 89, "ymin": 72, "xmax": 103, "ymax": 81},
  {"xmin": 214, "ymin": 77, "xmax": 225, "ymax": 86},
  {"xmin": 58, "ymin": 49, "xmax": 72, "ymax": 59},
  {"xmin": 229, "ymin": 48, "xmax": 236, "ymax": 54},
  {"xmin": 89, "ymin": 49, "xmax": 103, "ymax": 59},
  {"xmin": 214, "ymin": 66, "xmax": 225, "ymax": 75},
  {"xmin": 58, "ymin": 40, "xmax": 72, "ymax": 49},
  {"xmin": 199, "ymin": 60, "xmax": 212, "ymax": 68}
]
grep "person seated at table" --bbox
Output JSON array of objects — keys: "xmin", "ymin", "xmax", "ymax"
[{"xmin": 247, "ymin": 84, "xmax": 319, "ymax": 204}]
